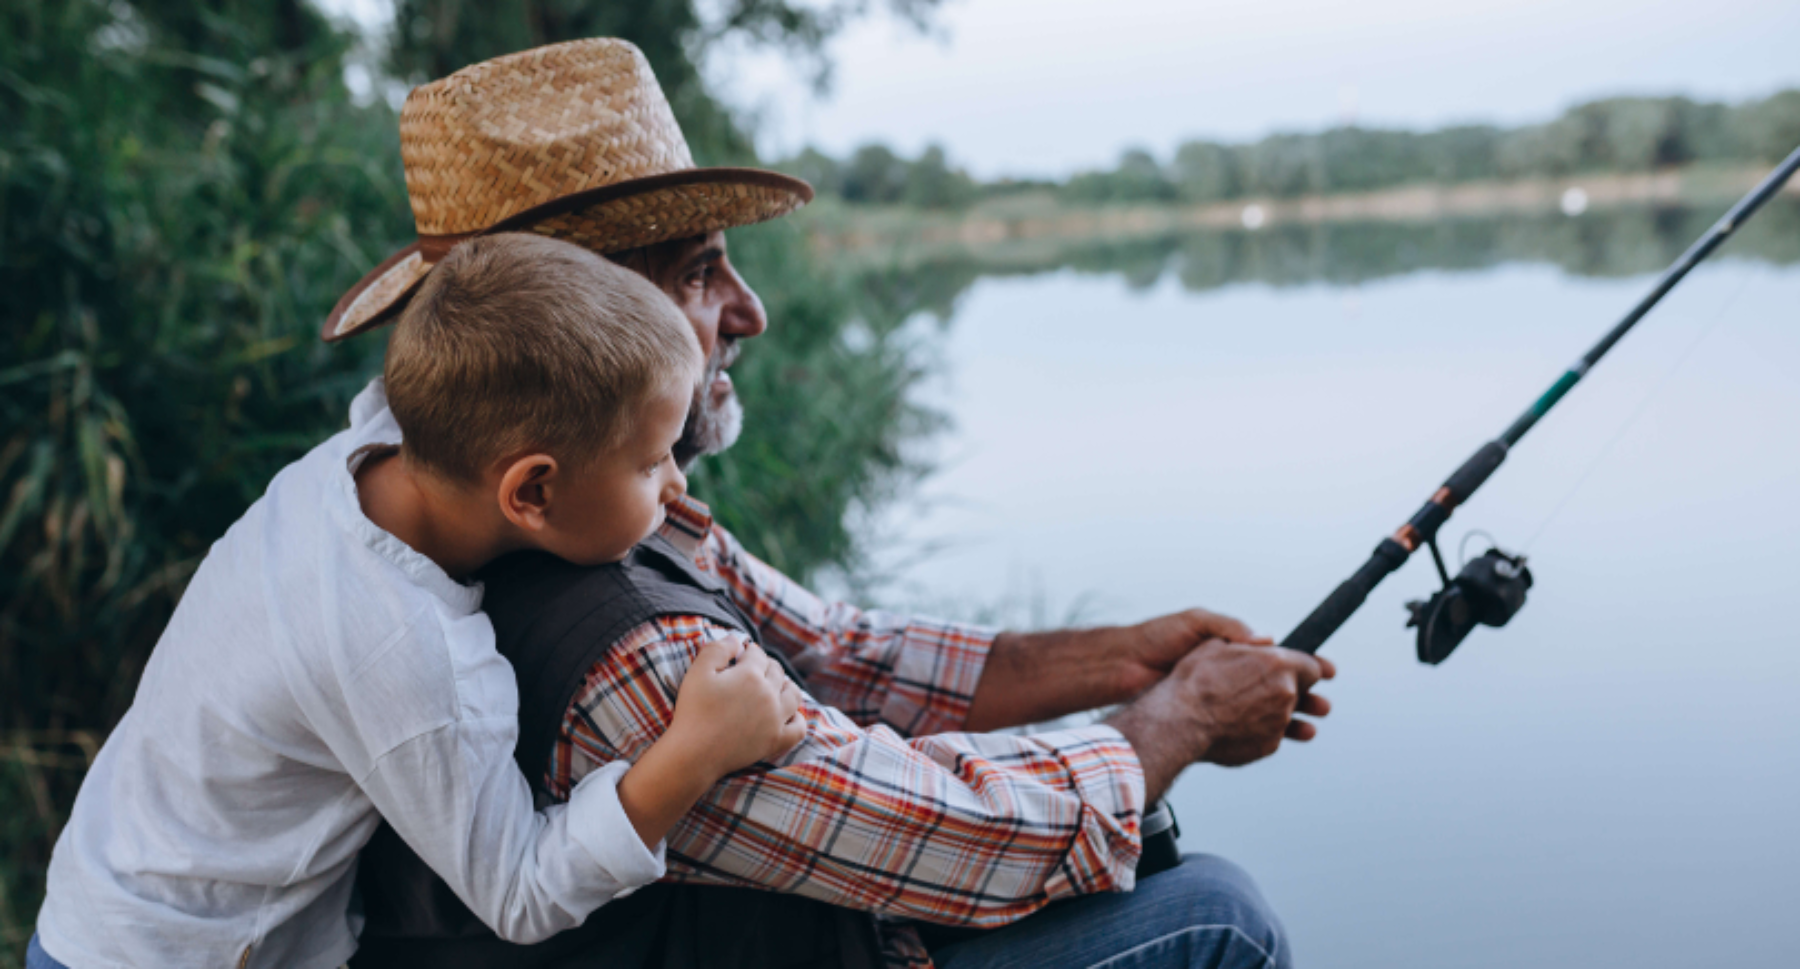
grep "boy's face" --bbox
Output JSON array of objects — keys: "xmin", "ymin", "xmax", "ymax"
[{"xmin": 537, "ymin": 381, "xmax": 693, "ymax": 566}]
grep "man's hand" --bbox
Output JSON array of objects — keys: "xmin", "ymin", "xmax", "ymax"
[
  {"xmin": 1118, "ymin": 609, "xmax": 1273, "ymax": 699},
  {"xmin": 1106, "ymin": 639, "xmax": 1335, "ymax": 803},
  {"xmin": 964, "ymin": 607, "xmax": 1270, "ymax": 732}
]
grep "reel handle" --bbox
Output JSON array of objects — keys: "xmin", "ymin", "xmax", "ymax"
[{"xmin": 1136, "ymin": 798, "xmax": 1183, "ymax": 878}]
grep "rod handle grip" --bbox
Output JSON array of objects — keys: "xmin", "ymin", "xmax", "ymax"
[
  {"xmin": 1281, "ymin": 539, "xmax": 1409, "ymax": 655},
  {"xmin": 1443, "ymin": 441, "xmax": 1508, "ymax": 502}
]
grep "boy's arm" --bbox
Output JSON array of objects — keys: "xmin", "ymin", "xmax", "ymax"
[
  {"xmin": 354, "ymin": 626, "xmax": 795, "ymax": 945},
  {"xmin": 617, "ymin": 639, "xmax": 804, "ymax": 847},
  {"xmin": 357, "ymin": 723, "xmax": 662, "ymax": 944},
  {"xmin": 615, "ymin": 732, "xmax": 719, "ymax": 849},
  {"xmin": 349, "ymin": 614, "xmax": 670, "ymax": 945}
]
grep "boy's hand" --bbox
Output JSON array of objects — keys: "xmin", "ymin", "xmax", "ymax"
[
  {"xmin": 617, "ymin": 637, "xmax": 804, "ymax": 849},
  {"xmin": 668, "ymin": 638, "xmax": 806, "ymax": 779}
]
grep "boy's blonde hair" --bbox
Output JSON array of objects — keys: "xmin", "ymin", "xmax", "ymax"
[{"xmin": 385, "ymin": 233, "xmax": 702, "ymax": 483}]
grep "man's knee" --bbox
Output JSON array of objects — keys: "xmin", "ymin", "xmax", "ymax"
[
  {"xmin": 1140, "ymin": 853, "xmax": 1291, "ymax": 968},
  {"xmin": 927, "ymin": 854, "xmax": 1291, "ymax": 969}
]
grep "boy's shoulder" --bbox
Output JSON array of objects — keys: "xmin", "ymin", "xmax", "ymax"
[{"xmin": 200, "ymin": 381, "xmax": 506, "ymax": 730}]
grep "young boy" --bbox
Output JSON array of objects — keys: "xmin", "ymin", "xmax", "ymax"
[{"xmin": 29, "ymin": 234, "xmax": 805, "ymax": 969}]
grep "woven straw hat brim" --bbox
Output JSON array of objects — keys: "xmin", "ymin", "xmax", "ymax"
[{"xmin": 322, "ymin": 167, "xmax": 811, "ymax": 343}]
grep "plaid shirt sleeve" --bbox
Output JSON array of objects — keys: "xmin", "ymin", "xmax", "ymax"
[
  {"xmin": 546, "ymin": 615, "xmax": 1146, "ymax": 934},
  {"xmin": 694, "ymin": 520, "xmax": 995, "ymax": 737}
]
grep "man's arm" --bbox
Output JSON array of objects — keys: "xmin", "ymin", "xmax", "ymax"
[
  {"xmin": 702, "ymin": 522, "xmax": 993, "ymax": 736},
  {"xmin": 550, "ymin": 616, "xmax": 1146, "ymax": 927},
  {"xmin": 701, "ymin": 515, "xmax": 1275, "ymax": 735},
  {"xmin": 963, "ymin": 609, "xmax": 1268, "ymax": 731}
]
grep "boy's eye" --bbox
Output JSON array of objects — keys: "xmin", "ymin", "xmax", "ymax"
[{"xmin": 644, "ymin": 458, "xmax": 663, "ymax": 476}]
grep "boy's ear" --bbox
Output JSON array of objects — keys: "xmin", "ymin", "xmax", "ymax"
[{"xmin": 497, "ymin": 454, "xmax": 558, "ymax": 533}]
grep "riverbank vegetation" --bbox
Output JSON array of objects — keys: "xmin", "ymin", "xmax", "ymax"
[
  {"xmin": 836, "ymin": 199, "xmax": 1800, "ymax": 327},
  {"xmin": 785, "ymin": 88, "xmax": 1800, "ymax": 212},
  {"xmin": 0, "ymin": 0, "xmax": 944, "ymax": 957},
  {"xmin": 5, "ymin": 2, "xmax": 1798, "ymax": 959}
]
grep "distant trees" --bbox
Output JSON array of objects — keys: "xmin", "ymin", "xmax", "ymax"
[
  {"xmin": 1171, "ymin": 140, "xmax": 1238, "ymax": 202},
  {"xmin": 787, "ymin": 142, "xmax": 976, "ymax": 208},
  {"xmin": 794, "ymin": 89, "xmax": 1800, "ymax": 208},
  {"xmin": 1729, "ymin": 89, "xmax": 1800, "ymax": 164}
]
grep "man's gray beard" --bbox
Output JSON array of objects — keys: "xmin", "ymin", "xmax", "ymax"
[{"xmin": 675, "ymin": 339, "xmax": 743, "ymax": 469}]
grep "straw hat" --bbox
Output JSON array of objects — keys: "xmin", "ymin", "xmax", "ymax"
[{"xmin": 322, "ymin": 38, "xmax": 813, "ymax": 342}]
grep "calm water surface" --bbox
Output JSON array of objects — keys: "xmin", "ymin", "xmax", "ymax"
[{"xmin": 859, "ymin": 216, "xmax": 1800, "ymax": 968}]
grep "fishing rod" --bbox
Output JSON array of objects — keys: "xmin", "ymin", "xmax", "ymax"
[
  {"xmin": 1137, "ymin": 145, "xmax": 1799, "ymax": 878},
  {"xmin": 1280, "ymin": 143, "xmax": 1800, "ymax": 664}
]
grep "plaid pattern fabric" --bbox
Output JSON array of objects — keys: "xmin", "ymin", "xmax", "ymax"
[{"xmin": 543, "ymin": 497, "xmax": 1146, "ymax": 969}]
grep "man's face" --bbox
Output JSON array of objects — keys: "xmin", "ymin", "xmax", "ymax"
[{"xmin": 614, "ymin": 231, "xmax": 767, "ymax": 468}]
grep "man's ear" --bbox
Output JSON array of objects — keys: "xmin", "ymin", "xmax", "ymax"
[{"xmin": 497, "ymin": 454, "xmax": 558, "ymax": 533}]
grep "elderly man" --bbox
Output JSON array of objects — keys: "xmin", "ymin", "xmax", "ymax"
[{"xmin": 331, "ymin": 39, "xmax": 1333, "ymax": 969}]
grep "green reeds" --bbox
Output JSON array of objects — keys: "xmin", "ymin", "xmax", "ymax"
[{"xmin": 0, "ymin": 4, "xmax": 939, "ymax": 959}]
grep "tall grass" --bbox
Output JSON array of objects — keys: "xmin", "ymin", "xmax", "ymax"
[
  {"xmin": 0, "ymin": 1, "xmax": 941, "ymax": 958},
  {"xmin": 1, "ymin": 1, "xmax": 407, "ymax": 951}
]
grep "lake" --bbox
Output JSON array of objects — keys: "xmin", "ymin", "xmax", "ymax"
[{"xmin": 851, "ymin": 203, "xmax": 1800, "ymax": 968}]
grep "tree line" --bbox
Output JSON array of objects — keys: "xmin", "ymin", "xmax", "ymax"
[{"xmin": 785, "ymin": 89, "xmax": 1800, "ymax": 209}]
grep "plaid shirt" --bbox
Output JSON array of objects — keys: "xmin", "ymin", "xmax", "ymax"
[{"xmin": 544, "ymin": 497, "xmax": 1146, "ymax": 968}]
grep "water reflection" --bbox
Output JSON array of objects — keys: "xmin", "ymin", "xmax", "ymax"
[
  {"xmin": 848, "ymin": 200, "xmax": 1800, "ymax": 325},
  {"xmin": 842, "ymin": 199, "xmax": 1800, "ymax": 969}
]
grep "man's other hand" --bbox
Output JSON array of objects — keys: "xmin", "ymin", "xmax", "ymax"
[
  {"xmin": 964, "ymin": 608, "xmax": 1285, "ymax": 733},
  {"xmin": 1119, "ymin": 609, "xmax": 1272, "ymax": 699},
  {"xmin": 1107, "ymin": 639, "xmax": 1335, "ymax": 803}
]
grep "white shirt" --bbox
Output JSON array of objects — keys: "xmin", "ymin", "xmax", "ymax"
[{"xmin": 36, "ymin": 380, "xmax": 664, "ymax": 969}]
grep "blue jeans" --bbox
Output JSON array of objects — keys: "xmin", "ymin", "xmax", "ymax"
[
  {"xmin": 24, "ymin": 860, "xmax": 1285, "ymax": 969},
  {"xmin": 25, "ymin": 935, "xmax": 69, "ymax": 969},
  {"xmin": 924, "ymin": 854, "xmax": 1291, "ymax": 969}
]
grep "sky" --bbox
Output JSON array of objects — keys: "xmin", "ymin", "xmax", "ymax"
[
  {"xmin": 714, "ymin": 0, "xmax": 1800, "ymax": 178},
  {"xmin": 315, "ymin": 0, "xmax": 1800, "ymax": 180}
]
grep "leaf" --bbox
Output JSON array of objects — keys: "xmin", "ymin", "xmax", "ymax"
[{"xmin": 0, "ymin": 443, "xmax": 54, "ymax": 554}]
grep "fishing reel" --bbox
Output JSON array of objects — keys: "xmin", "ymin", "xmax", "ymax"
[{"xmin": 1405, "ymin": 538, "xmax": 1533, "ymax": 665}]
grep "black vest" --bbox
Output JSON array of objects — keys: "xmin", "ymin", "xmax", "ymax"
[{"xmin": 349, "ymin": 535, "xmax": 882, "ymax": 969}]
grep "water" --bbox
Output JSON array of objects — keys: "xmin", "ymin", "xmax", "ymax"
[{"xmin": 857, "ymin": 210, "xmax": 1800, "ymax": 967}]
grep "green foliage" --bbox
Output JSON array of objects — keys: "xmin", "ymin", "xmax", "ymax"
[
  {"xmin": 1, "ymin": 0, "xmax": 946, "ymax": 956},
  {"xmin": 0, "ymin": 0, "xmax": 408, "ymax": 720},
  {"xmin": 1065, "ymin": 147, "xmax": 1177, "ymax": 203},
  {"xmin": 1730, "ymin": 89, "xmax": 1800, "ymax": 163},
  {"xmin": 802, "ymin": 90, "xmax": 1800, "ymax": 210},
  {"xmin": 2, "ymin": 0, "xmax": 408, "ymax": 951},
  {"xmin": 1423, "ymin": 125, "xmax": 1504, "ymax": 182},
  {"xmin": 903, "ymin": 145, "xmax": 976, "ymax": 209},
  {"xmin": 779, "ymin": 141, "xmax": 977, "ymax": 209},
  {"xmin": 841, "ymin": 144, "xmax": 911, "ymax": 203},
  {"xmin": 1171, "ymin": 140, "xmax": 1239, "ymax": 202},
  {"xmin": 1165, "ymin": 92, "xmax": 1795, "ymax": 202}
]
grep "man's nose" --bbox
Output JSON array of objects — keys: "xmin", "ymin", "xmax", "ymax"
[{"xmin": 718, "ymin": 263, "xmax": 768, "ymax": 339}]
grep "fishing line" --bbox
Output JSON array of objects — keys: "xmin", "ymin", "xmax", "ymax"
[
  {"xmin": 1267, "ymin": 144, "xmax": 1798, "ymax": 661},
  {"xmin": 1518, "ymin": 270, "xmax": 1756, "ymax": 553},
  {"xmin": 1141, "ymin": 148, "xmax": 1796, "ymax": 867}
]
